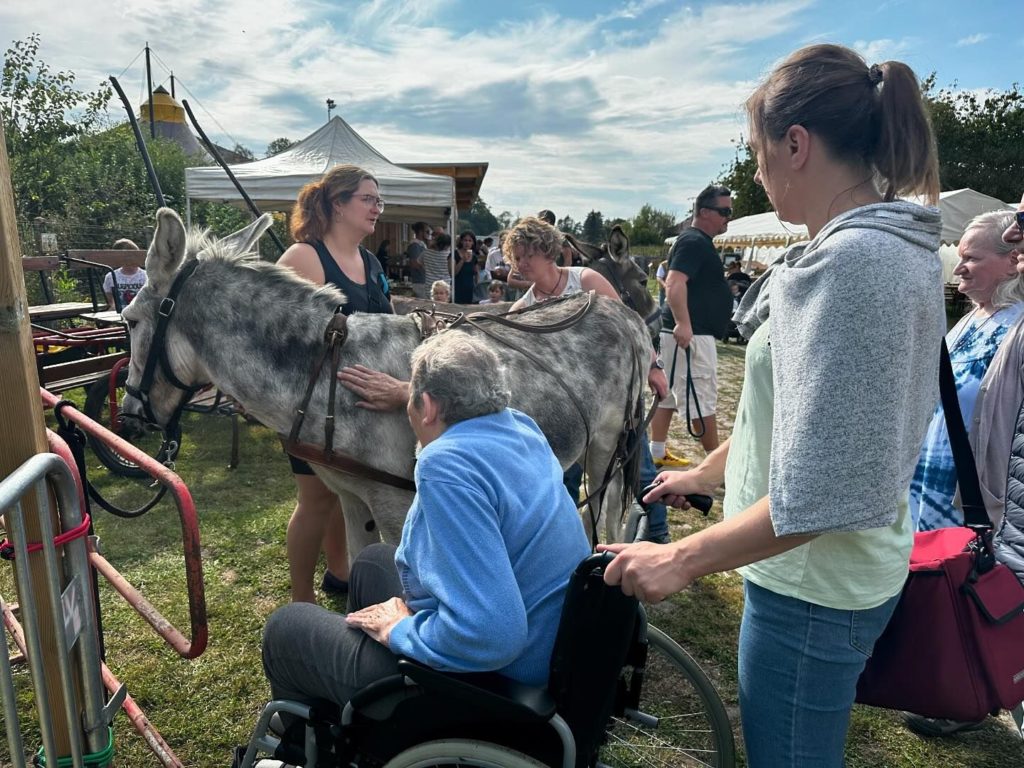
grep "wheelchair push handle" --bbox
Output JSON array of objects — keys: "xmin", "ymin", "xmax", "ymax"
[
  {"xmin": 640, "ymin": 481, "xmax": 714, "ymax": 514},
  {"xmin": 575, "ymin": 551, "xmax": 616, "ymax": 576}
]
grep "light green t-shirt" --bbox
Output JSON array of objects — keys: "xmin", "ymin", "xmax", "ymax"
[{"xmin": 723, "ymin": 320, "xmax": 912, "ymax": 610}]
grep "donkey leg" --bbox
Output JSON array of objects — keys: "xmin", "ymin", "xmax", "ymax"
[
  {"xmin": 336, "ymin": 491, "xmax": 381, "ymax": 563},
  {"xmin": 582, "ymin": 441, "xmax": 630, "ymax": 544}
]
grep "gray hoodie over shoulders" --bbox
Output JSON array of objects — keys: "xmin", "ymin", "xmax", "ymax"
[{"xmin": 767, "ymin": 202, "xmax": 945, "ymax": 536}]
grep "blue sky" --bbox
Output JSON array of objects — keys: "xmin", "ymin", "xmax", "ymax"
[{"xmin": 0, "ymin": 0, "xmax": 1017, "ymax": 223}]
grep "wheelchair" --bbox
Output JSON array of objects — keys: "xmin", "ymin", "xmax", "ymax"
[{"xmin": 235, "ymin": 553, "xmax": 735, "ymax": 768}]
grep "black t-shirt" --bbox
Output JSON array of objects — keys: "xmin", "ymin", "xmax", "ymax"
[
  {"xmin": 660, "ymin": 227, "xmax": 732, "ymax": 338},
  {"xmin": 312, "ymin": 241, "xmax": 393, "ymax": 315}
]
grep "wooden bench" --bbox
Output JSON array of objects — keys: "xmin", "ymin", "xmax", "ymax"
[
  {"xmin": 37, "ymin": 352, "xmax": 128, "ymax": 395},
  {"xmin": 22, "ymin": 249, "xmax": 148, "ymax": 315}
]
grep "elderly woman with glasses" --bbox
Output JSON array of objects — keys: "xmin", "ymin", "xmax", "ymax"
[
  {"xmin": 278, "ymin": 164, "xmax": 393, "ymax": 603},
  {"xmin": 909, "ymin": 209, "xmax": 1024, "ymax": 533}
]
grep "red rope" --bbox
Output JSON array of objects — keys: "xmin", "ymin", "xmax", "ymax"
[{"xmin": 0, "ymin": 513, "xmax": 91, "ymax": 561}]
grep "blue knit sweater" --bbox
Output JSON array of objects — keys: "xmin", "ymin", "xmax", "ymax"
[{"xmin": 389, "ymin": 408, "xmax": 590, "ymax": 686}]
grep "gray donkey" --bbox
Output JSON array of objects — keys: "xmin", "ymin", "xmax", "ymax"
[{"xmin": 121, "ymin": 209, "xmax": 652, "ymax": 556}]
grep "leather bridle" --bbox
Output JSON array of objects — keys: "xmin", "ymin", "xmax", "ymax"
[
  {"xmin": 592, "ymin": 254, "xmax": 661, "ymax": 328},
  {"xmin": 125, "ymin": 259, "xmax": 209, "ymax": 434}
]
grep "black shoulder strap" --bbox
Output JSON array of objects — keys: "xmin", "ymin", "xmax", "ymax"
[{"xmin": 939, "ymin": 338, "xmax": 990, "ymax": 531}]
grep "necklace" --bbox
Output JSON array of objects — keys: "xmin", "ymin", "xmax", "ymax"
[
  {"xmin": 536, "ymin": 268, "xmax": 565, "ymax": 298},
  {"xmin": 949, "ymin": 306, "xmax": 1001, "ymax": 354}
]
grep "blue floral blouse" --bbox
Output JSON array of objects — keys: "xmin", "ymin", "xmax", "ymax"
[{"xmin": 910, "ymin": 302, "xmax": 1024, "ymax": 531}]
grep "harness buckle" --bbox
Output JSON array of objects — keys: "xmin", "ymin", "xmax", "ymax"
[{"xmin": 158, "ymin": 297, "xmax": 176, "ymax": 317}]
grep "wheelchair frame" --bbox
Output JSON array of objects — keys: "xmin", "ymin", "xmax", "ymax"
[{"xmin": 237, "ymin": 555, "xmax": 736, "ymax": 768}]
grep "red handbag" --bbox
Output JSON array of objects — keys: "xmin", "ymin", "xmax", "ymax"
[{"xmin": 855, "ymin": 341, "xmax": 1024, "ymax": 720}]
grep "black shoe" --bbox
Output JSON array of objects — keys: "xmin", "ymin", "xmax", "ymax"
[
  {"xmin": 902, "ymin": 712, "xmax": 986, "ymax": 737},
  {"xmin": 320, "ymin": 571, "xmax": 349, "ymax": 595}
]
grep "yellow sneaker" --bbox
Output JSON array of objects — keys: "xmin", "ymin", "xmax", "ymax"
[{"xmin": 653, "ymin": 449, "xmax": 691, "ymax": 468}]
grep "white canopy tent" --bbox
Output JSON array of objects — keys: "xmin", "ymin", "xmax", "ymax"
[
  {"xmin": 664, "ymin": 189, "xmax": 1015, "ymax": 281},
  {"xmin": 184, "ymin": 116, "xmax": 456, "ymax": 225}
]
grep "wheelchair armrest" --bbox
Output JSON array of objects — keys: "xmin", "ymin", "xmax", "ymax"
[
  {"xmin": 349, "ymin": 673, "xmax": 413, "ymax": 711},
  {"xmin": 396, "ymin": 658, "xmax": 556, "ymax": 721}
]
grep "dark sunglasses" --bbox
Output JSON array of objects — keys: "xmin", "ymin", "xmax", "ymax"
[
  {"xmin": 1016, "ymin": 210, "xmax": 1024, "ymax": 235},
  {"xmin": 704, "ymin": 205, "xmax": 733, "ymax": 218}
]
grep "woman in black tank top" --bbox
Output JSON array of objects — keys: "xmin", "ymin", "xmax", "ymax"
[{"xmin": 277, "ymin": 165, "xmax": 391, "ymax": 603}]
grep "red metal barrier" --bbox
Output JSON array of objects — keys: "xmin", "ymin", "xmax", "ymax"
[{"xmin": 40, "ymin": 388, "xmax": 207, "ymax": 660}]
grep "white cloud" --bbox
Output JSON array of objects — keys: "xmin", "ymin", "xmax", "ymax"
[
  {"xmin": 5, "ymin": 0, "xmax": 954, "ymax": 222},
  {"xmin": 852, "ymin": 37, "xmax": 916, "ymax": 63},
  {"xmin": 955, "ymin": 33, "xmax": 989, "ymax": 47}
]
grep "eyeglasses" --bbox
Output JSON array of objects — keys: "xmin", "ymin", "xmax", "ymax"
[
  {"xmin": 353, "ymin": 194, "xmax": 386, "ymax": 211},
  {"xmin": 704, "ymin": 206, "xmax": 733, "ymax": 218},
  {"xmin": 1016, "ymin": 211, "xmax": 1024, "ymax": 235}
]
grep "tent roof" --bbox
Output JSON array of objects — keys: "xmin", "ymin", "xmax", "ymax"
[
  {"xmin": 185, "ymin": 116, "xmax": 455, "ymax": 222},
  {"xmin": 664, "ymin": 189, "xmax": 1015, "ymax": 248}
]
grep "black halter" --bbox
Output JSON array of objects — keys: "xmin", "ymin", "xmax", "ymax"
[{"xmin": 125, "ymin": 259, "xmax": 208, "ymax": 432}]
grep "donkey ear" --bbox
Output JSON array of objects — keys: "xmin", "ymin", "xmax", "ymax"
[
  {"xmin": 218, "ymin": 213, "xmax": 274, "ymax": 259},
  {"xmin": 608, "ymin": 225, "xmax": 630, "ymax": 261},
  {"xmin": 563, "ymin": 233, "xmax": 594, "ymax": 266},
  {"xmin": 146, "ymin": 207, "xmax": 188, "ymax": 291}
]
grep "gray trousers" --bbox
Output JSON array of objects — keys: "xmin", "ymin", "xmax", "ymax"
[{"xmin": 261, "ymin": 543, "xmax": 402, "ymax": 709}]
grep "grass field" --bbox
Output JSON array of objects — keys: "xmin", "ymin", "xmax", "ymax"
[{"xmin": 2, "ymin": 339, "xmax": 1022, "ymax": 766}]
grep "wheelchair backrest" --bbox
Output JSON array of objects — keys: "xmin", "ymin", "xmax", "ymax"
[{"xmin": 547, "ymin": 552, "xmax": 639, "ymax": 768}]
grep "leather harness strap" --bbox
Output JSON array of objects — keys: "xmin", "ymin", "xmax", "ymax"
[
  {"xmin": 287, "ymin": 309, "xmax": 349, "ymax": 452},
  {"xmin": 286, "ymin": 291, "xmax": 646, "ymax": 509},
  {"xmin": 280, "ymin": 438, "xmax": 416, "ymax": 492}
]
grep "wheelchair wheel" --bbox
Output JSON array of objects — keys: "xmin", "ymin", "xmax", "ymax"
[
  {"xmin": 383, "ymin": 738, "xmax": 547, "ymax": 768},
  {"xmin": 600, "ymin": 625, "xmax": 736, "ymax": 767},
  {"xmin": 84, "ymin": 368, "xmax": 181, "ymax": 479}
]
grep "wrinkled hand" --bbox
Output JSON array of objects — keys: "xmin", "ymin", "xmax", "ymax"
[
  {"xmin": 337, "ymin": 365, "xmax": 410, "ymax": 411},
  {"xmin": 345, "ymin": 597, "xmax": 412, "ymax": 645},
  {"xmin": 648, "ymin": 367, "xmax": 669, "ymax": 400},
  {"xmin": 673, "ymin": 323, "xmax": 693, "ymax": 350},
  {"xmin": 598, "ymin": 541, "xmax": 691, "ymax": 603}
]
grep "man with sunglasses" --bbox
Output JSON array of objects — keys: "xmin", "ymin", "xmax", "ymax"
[{"xmin": 649, "ymin": 184, "xmax": 734, "ymax": 469}]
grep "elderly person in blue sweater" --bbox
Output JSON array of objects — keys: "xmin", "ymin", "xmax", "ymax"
[{"xmin": 261, "ymin": 332, "xmax": 590, "ymax": 707}]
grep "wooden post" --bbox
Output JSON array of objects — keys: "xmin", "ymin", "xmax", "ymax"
[{"xmin": 0, "ymin": 119, "xmax": 78, "ymax": 754}]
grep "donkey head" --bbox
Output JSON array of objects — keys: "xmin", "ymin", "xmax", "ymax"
[
  {"xmin": 120, "ymin": 207, "xmax": 272, "ymax": 427},
  {"xmin": 566, "ymin": 226, "xmax": 658, "ymax": 330}
]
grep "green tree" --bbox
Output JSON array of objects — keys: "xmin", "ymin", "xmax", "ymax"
[
  {"xmin": 496, "ymin": 210, "xmax": 515, "ymax": 230},
  {"xmin": 460, "ymin": 196, "xmax": 499, "ymax": 234},
  {"xmin": 924, "ymin": 78, "xmax": 1024, "ymax": 203},
  {"xmin": 2, "ymin": 33, "xmax": 111, "ymax": 219},
  {"xmin": 629, "ymin": 204, "xmax": 676, "ymax": 245},
  {"xmin": 232, "ymin": 143, "xmax": 256, "ymax": 161},
  {"xmin": 581, "ymin": 210, "xmax": 604, "ymax": 243},
  {"xmin": 718, "ymin": 140, "xmax": 770, "ymax": 218},
  {"xmin": 556, "ymin": 215, "xmax": 582, "ymax": 236},
  {"xmin": 265, "ymin": 137, "xmax": 295, "ymax": 157}
]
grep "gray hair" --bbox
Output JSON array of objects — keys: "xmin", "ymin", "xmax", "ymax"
[
  {"xmin": 962, "ymin": 211, "xmax": 1023, "ymax": 309},
  {"xmin": 410, "ymin": 333, "xmax": 510, "ymax": 425}
]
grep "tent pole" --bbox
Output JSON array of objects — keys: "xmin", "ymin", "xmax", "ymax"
[
  {"xmin": 448, "ymin": 186, "xmax": 456, "ymax": 294},
  {"xmin": 185, "ymin": 195, "xmax": 192, "ymax": 227}
]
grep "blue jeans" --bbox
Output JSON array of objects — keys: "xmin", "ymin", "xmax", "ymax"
[
  {"xmin": 738, "ymin": 580, "xmax": 899, "ymax": 767},
  {"xmin": 561, "ymin": 432, "xmax": 667, "ymax": 539}
]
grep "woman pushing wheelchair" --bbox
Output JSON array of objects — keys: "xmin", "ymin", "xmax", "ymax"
[{"xmin": 602, "ymin": 43, "xmax": 946, "ymax": 766}]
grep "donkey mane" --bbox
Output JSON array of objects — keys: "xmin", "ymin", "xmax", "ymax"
[{"xmin": 182, "ymin": 227, "xmax": 350, "ymax": 310}]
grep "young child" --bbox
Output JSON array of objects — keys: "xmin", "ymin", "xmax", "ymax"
[
  {"xmin": 478, "ymin": 281, "xmax": 506, "ymax": 304},
  {"xmin": 430, "ymin": 280, "xmax": 451, "ymax": 303}
]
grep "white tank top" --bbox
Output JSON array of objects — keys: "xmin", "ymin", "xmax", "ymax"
[{"xmin": 519, "ymin": 267, "xmax": 586, "ymax": 308}]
